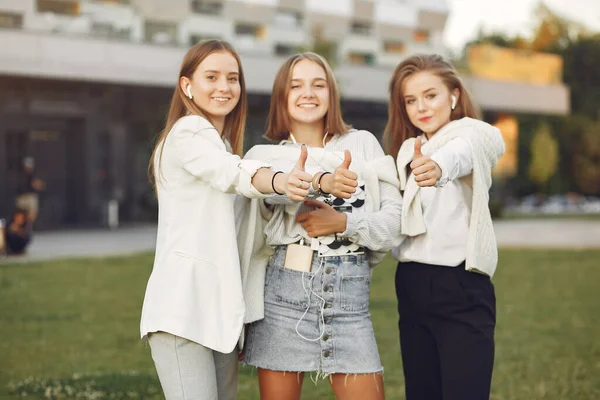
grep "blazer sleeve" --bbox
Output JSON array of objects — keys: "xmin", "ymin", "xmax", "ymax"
[{"xmin": 171, "ymin": 116, "xmax": 270, "ymax": 198}]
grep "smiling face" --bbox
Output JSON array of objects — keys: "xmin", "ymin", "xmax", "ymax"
[
  {"xmin": 180, "ymin": 51, "xmax": 241, "ymax": 129},
  {"xmin": 402, "ymin": 70, "xmax": 459, "ymax": 137},
  {"xmin": 286, "ymin": 59, "xmax": 330, "ymax": 129}
]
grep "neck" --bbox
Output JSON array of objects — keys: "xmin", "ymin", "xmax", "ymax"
[
  {"xmin": 212, "ymin": 116, "xmax": 225, "ymax": 136},
  {"xmin": 289, "ymin": 122, "xmax": 325, "ymax": 147}
]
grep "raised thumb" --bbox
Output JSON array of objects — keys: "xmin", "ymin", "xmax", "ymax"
[
  {"xmin": 340, "ymin": 150, "xmax": 352, "ymax": 169},
  {"xmin": 414, "ymin": 137, "xmax": 423, "ymax": 159},
  {"xmin": 295, "ymin": 144, "xmax": 308, "ymax": 170}
]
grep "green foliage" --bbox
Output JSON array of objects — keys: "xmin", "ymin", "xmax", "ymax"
[
  {"xmin": 528, "ymin": 122, "xmax": 559, "ymax": 188},
  {"xmin": 572, "ymin": 120, "xmax": 600, "ymax": 194},
  {"xmin": 559, "ymin": 34, "xmax": 600, "ymax": 119},
  {"xmin": 465, "ymin": 4, "xmax": 600, "ymax": 195}
]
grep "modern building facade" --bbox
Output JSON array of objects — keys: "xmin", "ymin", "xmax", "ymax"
[{"xmin": 0, "ymin": 0, "xmax": 569, "ymax": 229}]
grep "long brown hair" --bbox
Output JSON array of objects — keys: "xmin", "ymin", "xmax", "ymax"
[
  {"xmin": 148, "ymin": 40, "xmax": 247, "ymax": 188},
  {"xmin": 264, "ymin": 52, "xmax": 351, "ymax": 141},
  {"xmin": 383, "ymin": 54, "xmax": 481, "ymax": 159}
]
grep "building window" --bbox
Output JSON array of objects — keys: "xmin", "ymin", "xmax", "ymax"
[
  {"xmin": 37, "ymin": 0, "xmax": 80, "ymax": 15},
  {"xmin": 351, "ymin": 21, "xmax": 371, "ymax": 36},
  {"xmin": 235, "ymin": 23, "xmax": 266, "ymax": 39},
  {"xmin": 145, "ymin": 21, "xmax": 178, "ymax": 45},
  {"xmin": 92, "ymin": 0, "xmax": 131, "ymax": 4},
  {"xmin": 383, "ymin": 41, "xmax": 405, "ymax": 54},
  {"xmin": 0, "ymin": 12, "xmax": 23, "ymax": 29},
  {"xmin": 91, "ymin": 22, "xmax": 131, "ymax": 39},
  {"xmin": 413, "ymin": 30, "xmax": 429, "ymax": 44},
  {"xmin": 190, "ymin": 34, "xmax": 221, "ymax": 46},
  {"xmin": 347, "ymin": 52, "xmax": 375, "ymax": 65},
  {"xmin": 191, "ymin": 0, "xmax": 223, "ymax": 15},
  {"xmin": 274, "ymin": 9, "xmax": 302, "ymax": 28},
  {"xmin": 275, "ymin": 44, "xmax": 296, "ymax": 56}
]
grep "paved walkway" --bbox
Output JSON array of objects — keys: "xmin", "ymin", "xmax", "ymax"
[{"xmin": 2, "ymin": 219, "xmax": 600, "ymax": 264}]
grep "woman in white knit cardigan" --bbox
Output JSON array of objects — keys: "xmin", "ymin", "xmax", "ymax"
[{"xmin": 383, "ymin": 54, "xmax": 505, "ymax": 400}]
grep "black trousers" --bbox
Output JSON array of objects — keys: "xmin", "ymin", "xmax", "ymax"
[{"xmin": 395, "ymin": 261, "xmax": 496, "ymax": 400}]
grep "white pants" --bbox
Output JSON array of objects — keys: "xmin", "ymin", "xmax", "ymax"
[{"xmin": 148, "ymin": 332, "xmax": 238, "ymax": 400}]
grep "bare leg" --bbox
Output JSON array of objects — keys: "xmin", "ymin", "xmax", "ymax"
[
  {"xmin": 330, "ymin": 373, "xmax": 385, "ymax": 400},
  {"xmin": 258, "ymin": 368, "xmax": 304, "ymax": 400}
]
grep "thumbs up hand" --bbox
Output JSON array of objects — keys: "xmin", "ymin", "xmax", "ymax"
[
  {"xmin": 410, "ymin": 137, "xmax": 442, "ymax": 187},
  {"xmin": 284, "ymin": 145, "xmax": 313, "ymax": 202},
  {"xmin": 319, "ymin": 150, "xmax": 358, "ymax": 199}
]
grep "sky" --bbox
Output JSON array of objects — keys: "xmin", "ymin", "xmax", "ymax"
[{"xmin": 444, "ymin": 0, "xmax": 600, "ymax": 52}]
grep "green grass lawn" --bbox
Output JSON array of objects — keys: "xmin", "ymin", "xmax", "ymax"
[{"xmin": 1, "ymin": 249, "xmax": 599, "ymax": 399}]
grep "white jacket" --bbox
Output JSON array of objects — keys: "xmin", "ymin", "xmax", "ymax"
[
  {"xmin": 140, "ymin": 115, "xmax": 269, "ymax": 353},
  {"xmin": 395, "ymin": 117, "xmax": 505, "ymax": 277}
]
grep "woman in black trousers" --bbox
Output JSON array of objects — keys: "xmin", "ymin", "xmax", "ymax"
[{"xmin": 384, "ymin": 54, "xmax": 506, "ymax": 400}]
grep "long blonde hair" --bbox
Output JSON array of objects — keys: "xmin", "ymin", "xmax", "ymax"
[
  {"xmin": 383, "ymin": 54, "xmax": 481, "ymax": 159},
  {"xmin": 148, "ymin": 40, "xmax": 247, "ymax": 188},
  {"xmin": 264, "ymin": 52, "xmax": 351, "ymax": 141}
]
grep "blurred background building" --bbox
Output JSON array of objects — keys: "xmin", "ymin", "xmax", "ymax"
[{"xmin": 0, "ymin": 0, "xmax": 571, "ymax": 229}]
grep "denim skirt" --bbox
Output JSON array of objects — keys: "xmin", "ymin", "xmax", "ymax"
[{"xmin": 243, "ymin": 246, "xmax": 382, "ymax": 375}]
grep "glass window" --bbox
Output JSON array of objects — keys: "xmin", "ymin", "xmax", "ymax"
[
  {"xmin": 235, "ymin": 23, "xmax": 266, "ymax": 39},
  {"xmin": 275, "ymin": 44, "xmax": 296, "ymax": 56},
  {"xmin": 145, "ymin": 21, "xmax": 178, "ymax": 45},
  {"xmin": 413, "ymin": 30, "xmax": 429, "ymax": 43},
  {"xmin": 347, "ymin": 52, "xmax": 375, "ymax": 65},
  {"xmin": 91, "ymin": 22, "xmax": 131, "ymax": 39},
  {"xmin": 92, "ymin": 0, "xmax": 131, "ymax": 4},
  {"xmin": 191, "ymin": 0, "xmax": 223, "ymax": 15},
  {"xmin": 37, "ymin": 0, "xmax": 80, "ymax": 15},
  {"xmin": 350, "ymin": 21, "xmax": 371, "ymax": 35},
  {"xmin": 0, "ymin": 12, "xmax": 23, "ymax": 29},
  {"xmin": 383, "ymin": 41, "xmax": 405, "ymax": 54}
]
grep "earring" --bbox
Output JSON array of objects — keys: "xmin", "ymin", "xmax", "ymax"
[
  {"xmin": 451, "ymin": 95, "xmax": 457, "ymax": 110},
  {"xmin": 186, "ymin": 86, "xmax": 193, "ymax": 100}
]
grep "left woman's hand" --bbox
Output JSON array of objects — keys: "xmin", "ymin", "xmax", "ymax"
[
  {"xmin": 410, "ymin": 137, "xmax": 442, "ymax": 187},
  {"xmin": 295, "ymin": 200, "xmax": 347, "ymax": 238}
]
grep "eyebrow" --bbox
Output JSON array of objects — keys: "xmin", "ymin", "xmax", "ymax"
[
  {"xmin": 203, "ymin": 70, "xmax": 239, "ymax": 75},
  {"xmin": 290, "ymin": 77, "xmax": 327, "ymax": 82},
  {"xmin": 404, "ymin": 88, "xmax": 437, "ymax": 98}
]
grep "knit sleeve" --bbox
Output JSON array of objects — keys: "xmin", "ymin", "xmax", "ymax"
[{"xmin": 339, "ymin": 132, "xmax": 403, "ymax": 252}]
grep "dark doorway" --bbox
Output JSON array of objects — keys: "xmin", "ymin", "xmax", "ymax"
[{"xmin": 1, "ymin": 117, "xmax": 85, "ymax": 230}]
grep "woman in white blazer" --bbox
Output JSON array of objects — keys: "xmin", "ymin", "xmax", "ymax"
[
  {"xmin": 384, "ymin": 54, "xmax": 505, "ymax": 400},
  {"xmin": 139, "ymin": 40, "xmax": 310, "ymax": 400}
]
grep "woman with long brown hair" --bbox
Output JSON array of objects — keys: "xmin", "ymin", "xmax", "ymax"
[
  {"xmin": 237, "ymin": 52, "xmax": 403, "ymax": 400},
  {"xmin": 384, "ymin": 54, "xmax": 505, "ymax": 400},
  {"xmin": 139, "ymin": 40, "xmax": 309, "ymax": 400}
]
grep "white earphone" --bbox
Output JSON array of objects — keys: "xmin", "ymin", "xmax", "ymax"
[
  {"xmin": 186, "ymin": 86, "xmax": 193, "ymax": 100},
  {"xmin": 451, "ymin": 95, "xmax": 457, "ymax": 110}
]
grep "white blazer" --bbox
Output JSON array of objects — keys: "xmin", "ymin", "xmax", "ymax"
[{"xmin": 140, "ymin": 115, "xmax": 269, "ymax": 353}]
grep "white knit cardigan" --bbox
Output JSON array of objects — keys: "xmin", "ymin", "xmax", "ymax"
[
  {"xmin": 235, "ymin": 144, "xmax": 400, "ymax": 326},
  {"xmin": 396, "ymin": 117, "xmax": 505, "ymax": 277}
]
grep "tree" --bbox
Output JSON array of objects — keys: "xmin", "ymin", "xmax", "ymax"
[
  {"xmin": 560, "ymin": 34, "xmax": 600, "ymax": 119},
  {"xmin": 530, "ymin": 2, "xmax": 587, "ymax": 52},
  {"xmin": 528, "ymin": 122, "xmax": 559, "ymax": 192},
  {"xmin": 572, "ymin": 120, "xmax": 600, "ymax": 194}
]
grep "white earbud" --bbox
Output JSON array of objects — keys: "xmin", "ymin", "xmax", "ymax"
[
  {"xmin": 186, "ymin": 86, "xmax": 193, "ymax": 100},
  {"xmin": 451, "ymin": 95, "xmax": 457, "ymax": 110}
]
